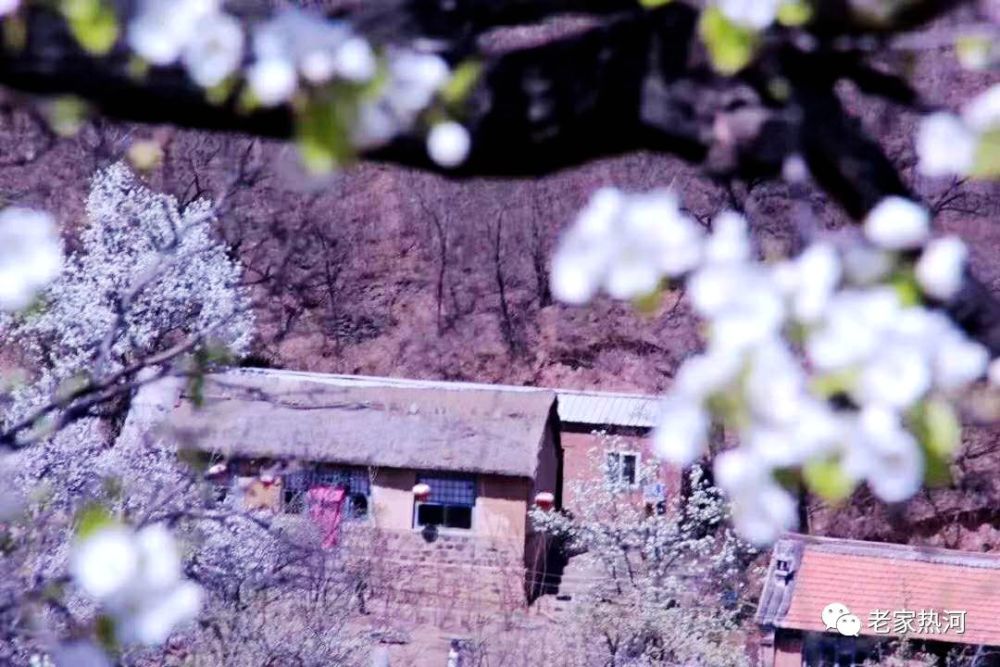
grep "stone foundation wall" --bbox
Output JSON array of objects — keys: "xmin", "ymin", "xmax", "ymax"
[{"xmin": 342, "ymin": 525, "xmax": 531, "ymax": 618}]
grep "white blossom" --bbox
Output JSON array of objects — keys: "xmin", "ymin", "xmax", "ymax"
[
  {"xmin": 863, "ymin": 197, "xmax": 930, "ymax": 250},
  {"xmin": 745, "ymin": 341, "xmax": 806, "ymax": 425},
  {"xmin": 854, "ymin": 344, "xmax": 931, "ymax": 410},
  {"xmin": 70, "ymin": 523, "xmax": 202, "ymax": 646},
  {"xmin": 806, "ymin": 288, "xmax": 901, "ymax": 371},
  {"xmin": 135, "ymin": 524, "xmax": 183, "ymax": 592},
  {"xmin": 252, "ymin": 9, "xmax": 376, "ymax": 88},
  {"xmin": 351, "ymin": 50, "xmax": 452, "ymax": 150},
  {"xmin": 1, "ymin": 163, "xmax": 253, "ymax": 473},
  {"xmin": 653, "ymin": 399, "xmax": 710, "ymax": 466},
  {"xmin": 916, "ymin": 113, "xmax": 977, "ymax": 177},
  {"xmin": 248, "ymin": 57, "xmax": 298, "ymax": 107},
  {"xmin": 706, "ymin": 281, "xmax": 785, "ymax": 351},
  {"xmin": 730, "ymin": 483, "xmax": 798, "ymax": 545},
  {"xmin": 962, "ymin": 83, "xmax": 1000, "ymax": 133},
  {"xmin": 932, "ymin": 331, "xmax": 989, "ymax": 391},
  {"xmin": 70, "ymin": 527, "xmax": 139, "ymax": 601},
  {"xmin": 0, "ymin": 0, "xmax": 18, "ymax": 17},
  {"xmin": 845, "ymin": 405, "xmax": 924, "ymax": 503},
  {"xmin": 787, "ymin": 243, "xmax": 841, "ymax": 323},
  {"xmin": 551, "ymin": 188, "xmax": 704, "ymax": 303},
  {"xmin": 181, "ymin": 12, "xmax": 244, "ymax": 88},
  {"xmin": 119, "ymin": 581, "xmax": 203, "ymax": 645},
  {"xmin": 384, "ymin": 51, "xmax": 450, "ymax": 116},
  {"xmin": 128, "ymin": 0, "xmax": 220, "ymax": 66},
  {"xmin": 915, "ymin": 235, "xmax": 967, "ymax": 300},
  {"xmin": 841, "ymin": 244, "xmax": 893, "ymax": 286},
  {"xmin": 673, "ymin": 346, "xmax": 744, "ymax": 400},
  {"xmin": 331, "ymin": 37, "xmax": 377, "ymax": 83},
  {"xmin": 0, "ymin": 207, "xmax": 62, "ymax": 311},
  {"xmin": 714, "ymin": 449, "xmax": 797, "ymax": 545},
  {"xmin": 704, "ymin": 211, "xmax": 751, "ymax": 265},
  {"xmin": 555, "ymin": 187, "xmax": 994, "ymax": 547},
  {"xmin": 426, "ymin": 121, "xmax": 471, "ymax": 168},
  {"xmin": 989, "ymin": 358, "xmax": 1000, "ymax": 388},
  {"xmin": 717, "ymin": 0, "xmax": 781, "ymax": 30}
]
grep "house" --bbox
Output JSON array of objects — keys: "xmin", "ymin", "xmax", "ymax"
[
  {"xmin": 757, "ymin": 534, "xmax": 1000, "ymax": 666},
  {"xmin": 556, "ymin": 388, "xmax": 679, "ymax": 513},
  {"xmin": 119, "ymin": 368, "xmax": 675, "ymax": 607},
  {"xmin": 121, "ymin": 368, "xmax": 561, "ymax": 605}
]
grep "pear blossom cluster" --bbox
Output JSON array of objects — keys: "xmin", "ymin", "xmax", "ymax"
[
  {"xmin": 717, "ymin": 0, "xmax": 783, "ymax": 30},
  {"xmin": 2, "ymin": 163, "xmax": 253, "ymax": 507},
  {"xmin": 126, "ymin": 3, "xmax": 468, "ymax": 168},
  {"xmin": 245, "ymin": 9, "xmax": 376, "ymax": 106},
  {"xmin": 551, "ymin": 188, "xmax": 996, "ymax": 545},
  {"xmin": 916, "ymin": 83, "xmax": 1000, "ymax": 179},
  {"xmin": 70, "ymin": 523, "xmax": 202, "ymax": 645},
  {"xmin": 0, "ymin": 207, "xmax": 62, "ymax": 312}
]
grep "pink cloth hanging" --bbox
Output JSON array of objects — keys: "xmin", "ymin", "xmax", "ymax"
[{"xmin": 307, "ymin": 486, "xmax": 346, "ymax": 548}]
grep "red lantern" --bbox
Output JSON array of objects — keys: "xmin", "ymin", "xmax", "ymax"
[
  {"xmin": 534, "ymin": 492, "xmax": 555, "ymax": 511},
  {"xmin": 412, "ymin": 483, "xmax": 431, "ymax": 502}
]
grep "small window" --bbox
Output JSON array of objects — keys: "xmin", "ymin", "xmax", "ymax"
[
  {"xmin": 606, "ymin": 452, "xmax": 639, "ymax": 487},
  {"xmin": 414, "ymin": 474, "xmax": 476, "ymax": 530},
  {"xmin": 283, "ymin": 466, "xmax": 371, "ymax": 519}
]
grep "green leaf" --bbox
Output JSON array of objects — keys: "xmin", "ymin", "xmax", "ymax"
[
  {"xmin": 45, "ymin": 97, "xmax": 89, "ymax": 137},
  {"xmin": 96, "ymin": 614, "xmax": 119, "ymax": 653},
  {"xmin": 889, "ymin": 270, "xmax": 922, "ymax": 306},
  {"xmin": 910, "ymin": 398, "xmax": 960, "ymax": 487},
  {"xmin": 913, "ymin": 398, "xmax": 961, "ymax": 458},
  {"xmin": 809, "ymin": 369, "xmax": 858, "ymax": 399},
  {"xmin": 777, "ymin": 0, "xmax": 812, "ymax": 27},
  {"xmin": 75, "ymin": 503, "xmax": 114, "ymax": 540},
  {"xmin": 955, "ymin": 34, "xmax": 994, "ymax": 71},
  {"xmin": 639, "ymin": 0, "xmax": 672, "ymax": 8},
  {"xmin": 631, "ymin": 288, "xmax": 663, "ymax": 314},
  {"xmin": 803, "ymin": 459, "xmax": 855, "ymax": 502},
  {"xmin": 3, "ymin": 14, "xmax": 28, "ymax": 52},
  {"xmin": 61, "ymin": 0, "xmax": 118, "ymax": 55},
  {"xmin": 970, "ymin": 129, "xmax": 1000, "ymax": 180},
  {"xmin": 698, "ymin": 6, "xmax": 760, "ymax": 75},
  {"xmin": 205, "ymin": 77, "xmax": 238, "ymax": 106},
  {"xmin": 441, "ymin": 61, "xmax": 482, "ymax": 107},
  {"xmin": 187, "ymin": 370, "xmax": 205, "ymax": 408},
  {"xmin": 294, "ymin": 92, "xmax": 356, "ymax": 174}
]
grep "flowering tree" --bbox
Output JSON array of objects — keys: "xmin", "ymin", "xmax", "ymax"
[
  {"xmin": 531, "ymin": 442, "xmax": 755, "ymax": 666},
  {"xmin": 0, "ymin": 163, "xmax": 255, "ymax": 662}
]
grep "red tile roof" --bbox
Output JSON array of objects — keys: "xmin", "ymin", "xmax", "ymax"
[{"xmin": 757, "ymin": 534, "xmax": 1000, "ymax": 646}]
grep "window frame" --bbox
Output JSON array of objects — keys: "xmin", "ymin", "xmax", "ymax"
[
  {"xmin": 605, "ymin": 450, "xmax": 641, "ymax": 488},
  {"xmin": 282, "ymin": 465, "xmax": 372, "ymax": 520},
  {"xmin": 412, "ymin": 473, "xmax": 477, "ymax": 532}
]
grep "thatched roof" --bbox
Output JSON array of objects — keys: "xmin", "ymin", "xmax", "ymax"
[{"xmin": 128, "ymin": 369, "xmax": 558, "ymax": 479}]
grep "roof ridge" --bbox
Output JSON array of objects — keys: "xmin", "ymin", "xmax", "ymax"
[
  {"xmin": 782, "ymin": 533, "xmax": 1000, "ymax": 569},
  {"xmin": 229, "ymin": 367, "xmax": 659, "ymax": 399}
]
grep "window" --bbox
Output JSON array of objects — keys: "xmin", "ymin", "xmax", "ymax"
[
  {"xmin": 802, "ymin": 633, "xmax": 875, "ymax": 667},
  {"xmin": 606, "ymin": 451, "xmax": 639, "ymax": 487},
  {"xmin": 283, "ymin": 466, "xmax": 371, "ymax": 518},
  {"xmin": 413, "ymin": 474, "xmax": 476, "ymax": 530}
]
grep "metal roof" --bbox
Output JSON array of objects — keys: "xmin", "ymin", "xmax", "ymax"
[
  {"xmin": 232, "ymin": 369, "xmax": 660, "ymax": 429},
  {"xmin": 554, "ymin": 390, "xmax": 660, "ymax": 428}
]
